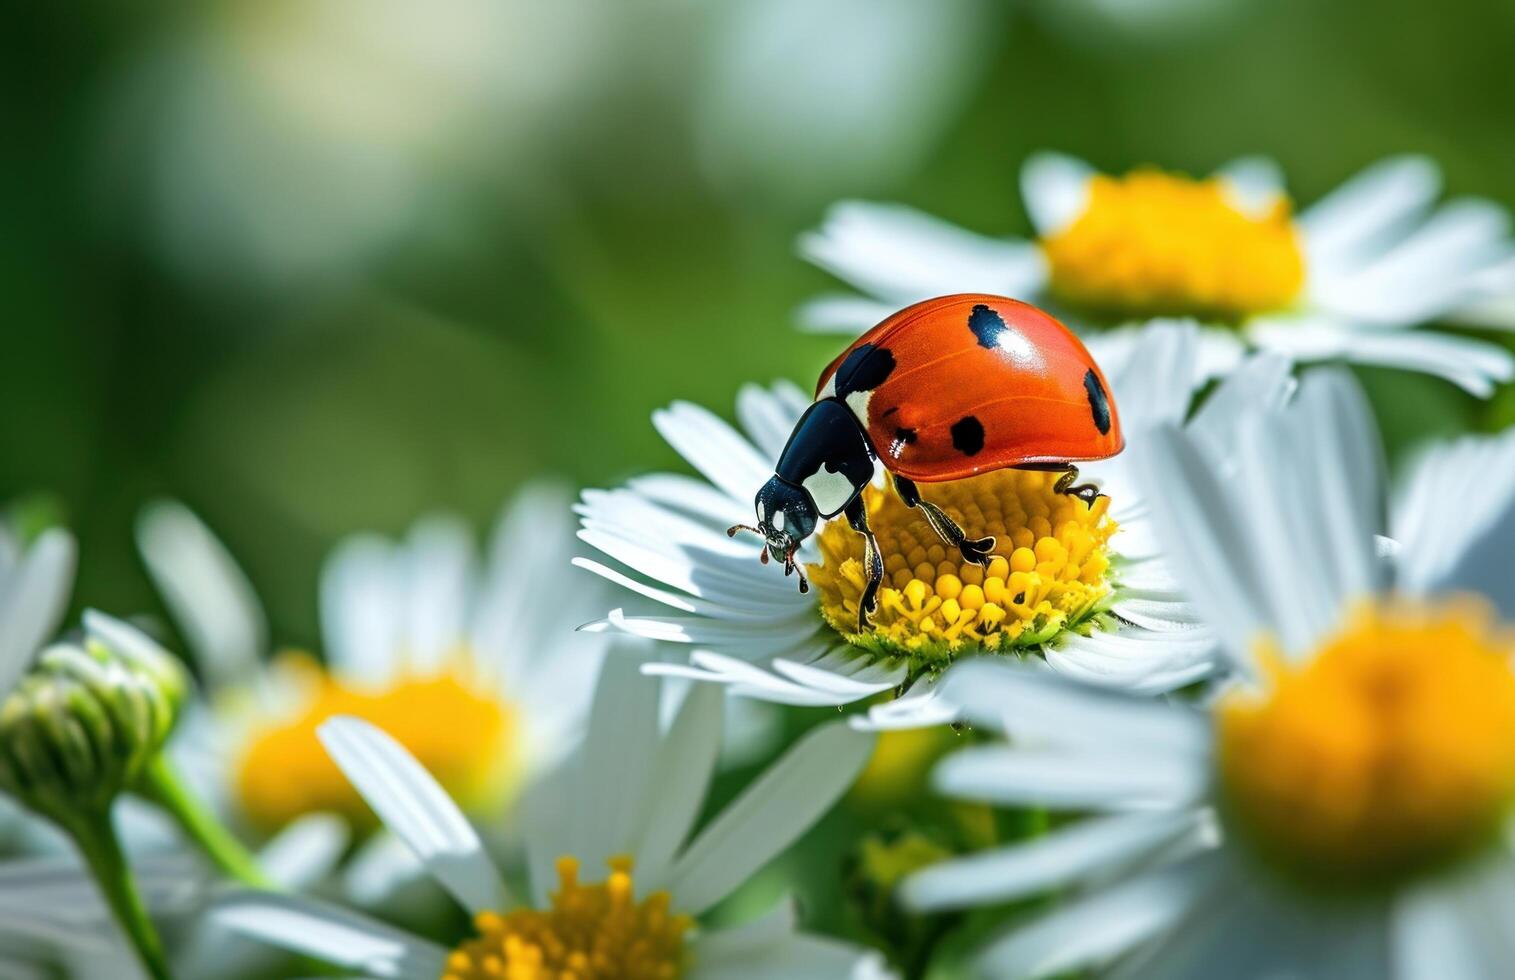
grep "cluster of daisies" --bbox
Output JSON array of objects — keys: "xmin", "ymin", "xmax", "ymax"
[{"xmin": 3, "ymin": 151, "xmax": 1515, "ymax": 980}]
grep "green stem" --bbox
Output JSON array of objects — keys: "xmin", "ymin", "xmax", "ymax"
[
  {"xmin": 65, "ymin": 811, "xmax": 174, "ymax": 980},
  {"xmin": 139, "ymin": 756, "xmax": 271, "ymax": 889}
]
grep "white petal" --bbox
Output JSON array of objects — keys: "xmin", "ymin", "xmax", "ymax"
[
  {"xmin": 340, "ymin": 830, "xmax": 427, "ymax": 907},
  {"xmin": 1313, "ymin": 198, "xmax": 1512, "ymax": 326},
  {"xmin": 1252, "ymin": 316, "xmax": 1513, "ymax": 397},
  {"xmin": 1403, "ymin": 431, "xmax": 1515, "ymax": 619},
  {"xmin": 257, "ymin": 812, "xmax": 350, "ymax": 892},
  {"xmin": 976, "ymin": 858, "xmax": 1215, "ymax": 980},
  {"xmin": 552, "ymin": 647, "xmax": 662, "ymax": 886},
  {"xmin": 653, "ymin": 400, "xmax": 772, "ymax": 504},
  {"xmin": 798, "ymin": 200, "xmax": 1044, "ymax": 304},
  {"xmin": 666, "ymin": 721, "xmax": 875, "ymax": 914},
  {"xmin": 398, "ymin": 516, "xmax": 475, "ymax": 672},
  {"xmin": 937, "ymin": 660, "xmax": 1211, "ymax": 756},
  {"xmin": 1301, "ymin": 156, "xmax": 1440, "ymax": 279},
  {"xmin": 320, "ymin": 535, "xmax": 403, "ymax": 683},
  {"xmin": 1127, "ymin": 424, "xmax": 1281, "ymax": 670},
  {"xmin": 210, "ymin": 891, "xmax": 446, "ymax": 979},
  {"xmin": 901, "ymin": 811, "xmax": 1203, "ymax": 912},
  {"xmin": 796, "ymin": 294, "xmax": 900, "ymax": 335},
  {"xmin": 691, "ymin": 927, "xmax": 886, "ymax": 980},
  {"xmin": 737, "ymin": 382, "xmax": 808, "ymax": 461},
  {"xmin": 1048, "ymin": 627, "xmax": 1218, "ymax": 695},
  {"xmin": 317, "ymin": 717, "xmax": 507, "ymax": 915},
  {"xmin": 632, "ymin": 682, "xmax": 725, "ymax": 888},
  {"xmin": 0, "ymin": 529, "xmax": 74, "ymax": 700},
  {"xmin": 1021, "ymin": 151, "xmax": 1094, "ymax": 237},
  {"xmin": 135, "ymin": 500, "xmax": 267, "ymax": 692},
  {"xmin": 1216, "ymin": 156, "xmax": 1285, "ymax": 219},
  {"xmin": 934, "ymin": 744, "xmax": 1207, "ymax": 811}
]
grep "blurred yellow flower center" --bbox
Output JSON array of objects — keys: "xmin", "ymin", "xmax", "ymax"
[
  {"xmin": 808, "ymin": 470, "xmax": 1116, "ymax": 666},
  {"xmin": 236, "ymin": 657, "xmax": 515, "ymax": 831},
  {"xmin": 1218, "ymin": 602, "xmax": 1515, "ymax": 888},
  {"xmin": 1040, "ymin": 169, "xmax": 1305, "ymax": 320},
  {"xmin": 443, "ymin": 856, "xmax": 691, "ymax": 980}
]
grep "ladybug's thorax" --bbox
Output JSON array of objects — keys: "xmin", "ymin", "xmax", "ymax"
[{"xmin": 773, "ymin": 399, "xmax": 877, "ymax": 520}]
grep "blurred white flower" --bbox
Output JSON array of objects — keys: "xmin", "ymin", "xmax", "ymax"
[
  {"xmin": 575, "ymin": 322, "xmax": 1294, "ymax": 729},
  {"xmin": 136, "ymin": 485, "xmax": 607, "ymax": 906},
  {"xmin": 903, "ymin": 371, "xmax": 1515, "ymax": 979},
  {"xmin": 112, "ymin": 0, "xmax": 609, "ymax": 286},
  {"xmin": 210, "ymin": 652, "xmax": 885, "ymax": 979},
  {"xmin": 800, "ymin": 153, "xmax": 1515, "ymax": 394}
]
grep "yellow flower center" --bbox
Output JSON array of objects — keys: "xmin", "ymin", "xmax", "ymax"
[
  {"xmin": 235, "ymin": 655, "xmax": 517, "ymax": 831},
  {"xmin": 1218, "ymin": 601, "xmax": 1515, "ymax": 889},
  {"xmin": 808, "ymin": 470, "xmax": 1116, "ymax": 668},
  {"xmin": 1040, "ymin": 168, "xmax": 1306, "ymax": 320},
  {"xmin": 443, "ymin": 856, "xmax": 692, "ymax": 980}
]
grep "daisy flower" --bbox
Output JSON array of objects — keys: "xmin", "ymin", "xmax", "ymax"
[
  {"xmin": 799, "ymin": 152, "xmax": 1515, "ymax": 395},
  {"xmin": 576, "ymin": 321, "xmax": 1291, "ymax": 729},
  {"xmin": 900, "ymin": 370, "xmax": 1515, "ymax": 978},
  {"xmin": 210, "ymin": 650, "xmax": 887, "ymax": 979},
  {"xmin": 135, "ymin": 485, "xmax": 607, "ymax": 900}
]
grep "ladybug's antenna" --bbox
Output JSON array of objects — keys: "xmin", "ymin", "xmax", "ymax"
[{"xmin": 727, "ymin": 523, "xmax": 763, "ymax": 539}]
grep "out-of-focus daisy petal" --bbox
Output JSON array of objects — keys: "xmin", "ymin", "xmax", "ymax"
[
  {"xmin": 1049, "ymin": 627, "xmax": 1217, "ymax": 694},
  {"xmin": 317, "ymin": 717, "xmax": 508, "ymax": 915},
  {"xmin": 974, "ymin": 858, "xmax": 1218, "ymax": 980},
  {"xmin": 1249, "ymin": 315, "xmax": 1514, "ymax": 397},
  {"xmin": 0, "ymin": 529, "xmax": 74, "ymax": 700},
  {"xmin": 555, "ymin": 647, "xmax": 662, "ymax": 882},
  {"xmin": 1299, "ymin": 155, "xmax": 1440, "ymax": 281},
  {"xmin": 1216, "ymin": 156, "xmax": 1286, "ymax": 219},
  {"xmin": 796, "ymin": 293, "xmax": 902, "ymax": 335},
  {"xmin": 631, "ymin": 683, "xmax": 725, "ymax": 886},
  {"xmin": 1021, "ymin": 151, "xmax": 1094, "ymax": 237},
  {"xmin": 663, "ymin": 721, "xmax": 875, "ymax": 913},
  {"xmin": 940, "ymin": 660, "xmax": 1209, "ymax": 757},
  {"xmin": 399, "ymin": 516, "xmax": 475, "ymax": 673},
  {"xmin": 320, "ymin": 535, "xmax": 404, "ymax": 683},
  {"xmin": 692, "ymin": 928, "xmax": 889, "ymax": 980},
  {"xmin": 1394, "ymin": 856, "xmax": 1515, "ymax": 980},
  {"xmin": 259, "ymin": 812, "xmax": 351, "ymax": 892},
  {"xmin": 902, "ymin": 810, "xmax": 1204, "ymax": 912},
  {"xmin": 135, "ymin": 500, "xmax": 267, "ymax": 692},
  {"xmin": 933, "ymin": 744, "xmax": 1207, "ymax": 811},
  {"xmin": 1395, "ymin": 428, "xmax": 1515, "ymax": 614},
  {"xmin": 211, "ymin": 892, "xmax": 448, "ymax": 979},
  {"xmin": 1313, "ymin": 198, "xmax": 1512, "ymax": 326},
  {"xmin": 798, "ymin": 200, "xmax": 1044, "ymax": 306}
]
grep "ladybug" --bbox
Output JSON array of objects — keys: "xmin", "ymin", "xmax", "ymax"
[{"xmin": 729, "ymin": 293, "xmax": 1123, "ymax": 629}]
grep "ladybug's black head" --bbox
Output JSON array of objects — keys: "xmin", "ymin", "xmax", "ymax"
[{"xmin": 727, "ymin": 477, "xmax": 816, "ymax": 594}]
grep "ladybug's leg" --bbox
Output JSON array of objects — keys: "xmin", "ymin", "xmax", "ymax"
[
  {"xmin": 1051, "ymin": 465, "xmax": 1103, "ymax": 508},
  {"xmin": 892, "ymin": 475, "xmax": 995, "ymax": 567},
  {"xmin": 844, "ymin": 495, "xmax": 883, "ymax": 631}
]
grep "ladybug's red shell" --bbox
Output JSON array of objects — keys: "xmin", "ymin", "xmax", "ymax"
[{"xmin": 815, "ymin": 294, "xmax": 1122, "ymax": 483}]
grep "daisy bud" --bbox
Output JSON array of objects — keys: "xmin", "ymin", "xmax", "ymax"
[{"xmin": 0, "ymin": 614, "xmax": 187, "ymax": 826}]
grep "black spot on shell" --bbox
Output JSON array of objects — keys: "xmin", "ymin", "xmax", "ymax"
[
  {"xmin": 834, "ymin": 343, "xmax": 896, "ymax": 397},
  {"xmin": 968, "ymin": 304, "xmax": 1008, "ymax": 349},
  {"xmin": 951, "ymin": 416, "xmax": 985, "ymax": 456},
  {"xmin": 1084, "ymin": 370, "xmax": 1112, "ymax": 435}
]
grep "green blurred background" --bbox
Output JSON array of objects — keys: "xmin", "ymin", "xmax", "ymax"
[{"xmin": 5, "ymin": 0, "xmax": 1513, "ymax": 646}]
